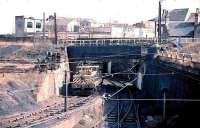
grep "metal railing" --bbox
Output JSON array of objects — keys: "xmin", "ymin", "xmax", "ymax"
[{"xmin": 58, "ymin": 38, "xmax": 159, "ymax": 46}]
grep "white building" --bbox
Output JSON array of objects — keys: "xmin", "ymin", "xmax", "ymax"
[
  {"xmin": 111, "ymin": 24, "xmax": 126, "ymax": 38},
  {"xmin": 15, "ymin": 16, "xmax": 43, "ymax": 37},
  {"xmin": 67, "ymin": 19, "xmax": 80, "ymax": 32},
  {"xmin": 133, "ymin": 27, "xmax": 155, "ymax": 38}
]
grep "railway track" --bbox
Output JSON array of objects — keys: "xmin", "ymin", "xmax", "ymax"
[
  {"xmin": 104, "ymin": 78, "xmax": 139, "ymax": 128},
  {"xmin": 0, "ymin": 95, "xmax": 95, "ymax": 128}
]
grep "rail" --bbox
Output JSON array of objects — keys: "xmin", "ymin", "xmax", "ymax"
[{"xmin": 0, "ymin": 95, "xmax": 96, "ymax": 128}]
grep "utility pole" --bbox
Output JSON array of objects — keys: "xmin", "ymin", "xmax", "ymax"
[
  {"xmin": 165, "ymin": 10, "xmax": 168, "ymax": 40},
  {"xmin": 117, "ymin": 94, "xmax": 120, "ymax": 128},
  {"xmin": 162, "ymin": 88, "xmax": 167, "ymax": 128},
  {"xmin": 43, "ymin": 12, "xmax": 46, "ymax": 43},
  {"xmin": 155, "ymin": 21, "xmax": 157, "ymax": 38},
  {"xmin": 64, "ymin": 70, "xmax": 68, "ymax": 112},
  {"xmin": 163, "ymin": 90, "xmax": 166, "ymax": 120},
  {"xmin": 54, "ymin": 12, "xmax": 58, "ymax": 45},
  {"xmin": 158, "ymin": 1, "xmax": 162, "ymax": 44}
]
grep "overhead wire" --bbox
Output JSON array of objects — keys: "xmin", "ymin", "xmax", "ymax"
[
  {"xmin": 150, "ymin": 61, "xmax": 200, "ymax": 82},
  {"xmin": 107, "ymin": 78, "xmax": 137, "ymax": 99},
  {"xmin": 108, "ymin": 79, "xmax": 137, "ymax": 128},
  {"xmin": 4, "ymin": 52, "xmax": 149, "ymax": 62},
  {"xmin": 0, "ymin": 49, "xmax": 141, "ymax": 61},
  {"xmin": 109, "ymin": 98, "xmax": 200, "ymax": 102},
  {"xmin": 0, "ymin": 64, "xmax": 177, "ymax": 94},
  {"xmin": 0, "ymin": 82, "xmax": 75, "ymax": 93},
  {"xmin": 103, "ymin": 72, "xmax": 175, "ymax": 76},
  {"xmin": 0, "ymin": 48, "xmax": 199, "ymax": 93},
  {"xmin": 0, "ymin": 51, "xmax": 198, "ymax": 62}
]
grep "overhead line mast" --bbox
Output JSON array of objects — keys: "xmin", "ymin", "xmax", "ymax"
[{"xmin": 54, "ymin": 12, "xmax": 58, "ymax": 45}]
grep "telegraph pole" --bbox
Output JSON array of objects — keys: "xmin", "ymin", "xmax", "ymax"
[
  {"xmin": 164, "ymin": 10, "xmax": 168, "ymax": 40},
  {"xmin": 117, "ymin": 94, "xmax": 120, "ymax": 128},
  {"xmin": 54, "ymin": 12, "xmax": 58, "ymax": 45},
  {"xmin": 162, "ymin": 88, "xmax": 167, "ymax": 128},
  {"xmin": 64, "ymin": 70, "xmax": 68, "ymax": 112},
  {"xmin": 155, "ymin": 21, "xmax": 157, "ymax": 38},
  {"xmin": 43, "ymin": 12, "xmax": 46, "ymax": 43},
  {"xmin": 158, "ymin": 1, "xmax": 162, "ymax": 44}
]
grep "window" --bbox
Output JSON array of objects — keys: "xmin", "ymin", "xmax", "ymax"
[
  {"xmin": 74, "ymin": 25, "xmax": 79, "ymax": 32},
  {"xmin": 36, "ymin": 22, "xmax": 41, "ymax": 28},
  {"xmin": 27, "ymin": 22, "xmax": 33, "ymax": 28}
]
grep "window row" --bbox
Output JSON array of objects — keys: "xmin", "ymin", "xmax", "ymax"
[{"xmin": 27, "ymin": 22, "xmax": 41, "ymax": 28}]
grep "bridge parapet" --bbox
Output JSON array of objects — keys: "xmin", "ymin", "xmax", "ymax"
[
  {"xmin": 58, "ymin": 38, "xmax": 159, "ymax": 47},
  {"xmin": 159, "ymin": 51, "xmax": 200, "ymax": 63},
  {"xmin": 158, "ymin": 51, "xmax": 200, "ymax": 75}
]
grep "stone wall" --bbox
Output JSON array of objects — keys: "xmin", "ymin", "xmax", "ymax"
[
  {"xmin": 50, "ymin": 97, "xmax": 103, "ymax": 128},
  {"xmin": 36, "ymin": 62, "xmax": 66, "ymax": 102}
]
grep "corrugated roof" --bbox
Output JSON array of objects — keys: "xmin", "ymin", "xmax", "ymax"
[
  {"xmin": 167, "ymin": 22, "xmax": 194, "ymax": 37},
  {"xmin": 168, "ymin": 8, "xmax": 189, "ymax": 21},
  {"xmin": 150, "ymin": 8, "xmax": 189, "ymax": 22}
]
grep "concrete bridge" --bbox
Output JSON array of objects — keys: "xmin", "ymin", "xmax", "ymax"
[
  {"xmin": 62, "ymin": 37, "xmax": 200, "ymax": 127},
  {"xmin": 63, "ymin": 37, "xmax": 200, "ymax": 103},
  {"xmin": 65, "ymin": 38, "xmax": 158, "ymax": 78},
  {"xmin": 63, "ymin": 38, "xmax": 159, "ymax": 61},
  {"xmin": 63, "ymin": 37, "xmax": 200, "ymax": 76}
]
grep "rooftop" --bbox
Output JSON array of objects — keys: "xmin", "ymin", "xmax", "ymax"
[
  {"xmin": 167, "ymin": 22, "xmax": 194, "ymax": 37},
  {"xmin": 168, "ymin": 8, "xmax": 189, "ymax": 21}
]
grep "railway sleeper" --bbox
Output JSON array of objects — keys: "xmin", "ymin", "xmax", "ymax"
[{"xmin": 105, "ymin": 118, "xmax": 117, "ymax": 122}]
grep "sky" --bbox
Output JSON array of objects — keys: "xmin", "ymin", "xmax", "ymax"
[{"xmin": 0, "ymin": 0, "xmax": 199, "ymax": 34}]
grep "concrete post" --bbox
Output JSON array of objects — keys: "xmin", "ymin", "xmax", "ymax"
[
  {"xmin": 107, "ymin": 61, "xmax": 112, "ymax": 74},
  {"xmin": 64, "ymin": 70, "xmax": 68, "ymax": 112}
]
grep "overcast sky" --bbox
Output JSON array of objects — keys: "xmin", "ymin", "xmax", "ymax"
[{"xmin": 0, "ymin": 0, "xmax": 199, "ymax": 34}]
